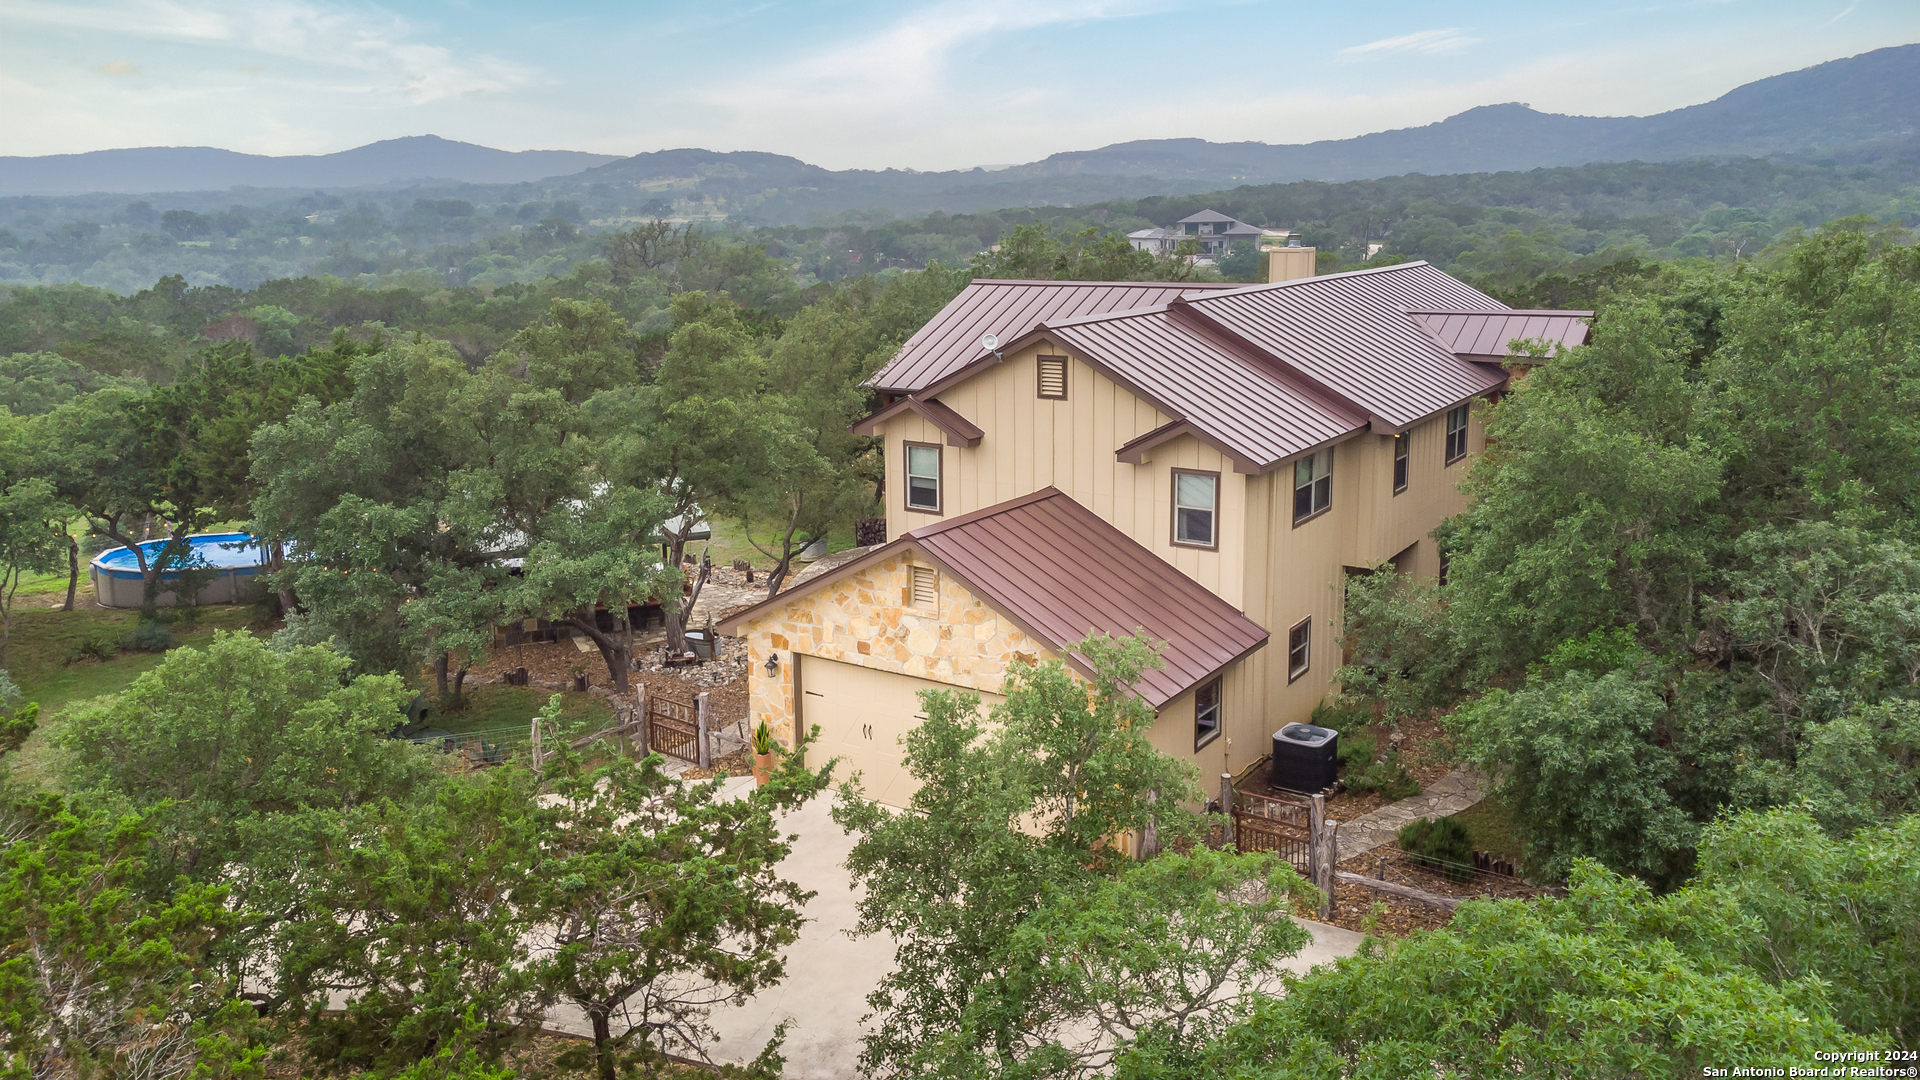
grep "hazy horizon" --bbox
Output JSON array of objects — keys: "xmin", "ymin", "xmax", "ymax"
[{"xmin": 3, "ymin": 0, "xmax": 1916, "ymax": 172}]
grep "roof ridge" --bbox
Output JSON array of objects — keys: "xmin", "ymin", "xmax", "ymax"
[
  {"xmin": 967, "ymin": 278, "xmax": 1241, "ymax": 288},
  {"xmin": 1405, "ymin": 307, "xmax": 1596, "ymax": 316},
  {"xmin": 1199, "ymin": 260, "xmax": 1454, "ymax": 300},
  {"xmin": 902, "ymin": 486, "xmax": 1065, "ymax": 538}
]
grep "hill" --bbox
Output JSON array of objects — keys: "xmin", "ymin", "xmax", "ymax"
[
  {"xmin": 0, "ymin": 136, "xmax": 620, "ymax": 197},
  {"xmin": 1014, "ymin": 44, "xmax": 1920, "ymax": 184}
]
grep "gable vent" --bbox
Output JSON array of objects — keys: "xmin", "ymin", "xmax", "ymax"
[
  {"xmin": 910, "ymin": 565, "xmax": 938, "ymax": 609},
  {"xmin": 1036, "ymin": 355, "xmax": 1068, "ymax": 399}
]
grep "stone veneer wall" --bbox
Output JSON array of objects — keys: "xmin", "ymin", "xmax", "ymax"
[{"xmin": 735, "ymin": 548, "xmax": 1058, "ymax": 749}]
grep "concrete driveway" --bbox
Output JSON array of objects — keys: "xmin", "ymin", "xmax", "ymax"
[{"xmin": 558, "ymin": 776, "xmax": 1365, "ymax": 1078}]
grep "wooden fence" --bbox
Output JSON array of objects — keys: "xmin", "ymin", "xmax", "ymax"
[
  {"xmin": 648, "ymin": 692, "xmax": 700, "ymax": 764},
  {"xmin": 1231, "ymin": 788, "xmax": 1312, "ymax": 873}
]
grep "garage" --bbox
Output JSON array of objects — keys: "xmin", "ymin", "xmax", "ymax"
[{"xmin": 799, "ymin": 656, "xmax": 1002, "ymax": 809}]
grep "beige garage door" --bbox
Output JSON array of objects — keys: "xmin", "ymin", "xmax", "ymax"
[{"xmin": 799, "ymin": 657, "xmax": 1002, "ymax": 809}]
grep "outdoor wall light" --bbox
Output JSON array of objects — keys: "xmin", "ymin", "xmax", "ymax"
[{"xmin": 764, "ymin": 653, "xmax": 780, "ymax": 676}]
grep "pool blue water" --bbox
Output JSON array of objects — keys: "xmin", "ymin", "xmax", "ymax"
[{"xmin": 93, "ymin": 532, "xmax": 266, "ymax": 571}]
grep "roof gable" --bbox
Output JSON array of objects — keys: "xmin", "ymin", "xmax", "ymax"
[
  {"xmin": 720, "ymin": 489, "xmax": 1269, "ymax": 709},
  {"xmin": 871, "ymin": 279, "xmax": 1240, "ymax": 392}
]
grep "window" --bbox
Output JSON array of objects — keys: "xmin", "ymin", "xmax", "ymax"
[
  {"xmin": 1392, "ymin": 432, "xmax": 1409, "ymax": 494},
  {"xmin": 1172, "ymin": 470, "xmax": 1218, "ymax": 548},
  {"xmin": 909, "ymin": 565, "xmax": 937, "ymax": 609},
  {"xmin": 905, "ymin": 442, "xmax": 941, "ymax": 512},
  {"xmin": 1287, "ymin": 618, "xmax": 1311, "ymax": 682},
  {"xmin": 1445, "ymin": 404, "xmax": 1470, "ymax": 465},
  {"xmin": 1194, "ymin": 677, "xmax": 1222, "ymax": 749},
  {"xmin": 1292, "ymin": 451, "xmax": 1332, "ymax": 524},
  {"xmin": 1036, "ymin": 355, "xmax": 1068, "ymax": 399}
]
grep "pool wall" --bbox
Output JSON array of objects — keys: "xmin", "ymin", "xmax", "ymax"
[{"xmin": 90, "ymin": 532, "xmax": 269, "ymax": 609}]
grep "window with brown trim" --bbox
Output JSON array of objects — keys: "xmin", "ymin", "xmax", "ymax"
[
  {"xmin": 1036, "ymin": 355, "xmax": 1068, "ymax": 399},
  {"xmin": 1287, "ymin": 618, "xmax": 1311, "ymax": 681},
  {"xmin": 905, "ymin": 441, "xmax": 941, "ymax": 513},
  {"xmin": 1444, "ymin": 404, "xmax": 1470, "ymax": 465},
  {"xmin": 1392, "ymin": 432, "xmax": 1409, "ymax": 494},
  {"xmin": 1194, "ymin": 676, "xmax": 1222, "ymax": 749},
  {"xmin": 1292, "ymin": 451, "xmax": 1332, "ymax": 525},
  {"xmin": 1172, "ymin": 469, "xmax": 1218, "ymax": 548}
]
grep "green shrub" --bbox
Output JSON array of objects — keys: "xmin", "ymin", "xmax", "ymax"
[
  {"xmin": 1336, "ymin": 730, "xmax": 1377, "ymax": 769},
  {"xmin": 1399, "ymin": 816, "xmax": 1474, "ymax": 882},
  {"xmin": 66, "ymin": 631, "xmax": 121, "ymax": 663},
  {"xmin": 123, "ymin": 620, "xmax": 179, "ymax": 653},
  {"xmin": 1348, "ymin": 751, "xmax": 1422, "ymax": 800}
]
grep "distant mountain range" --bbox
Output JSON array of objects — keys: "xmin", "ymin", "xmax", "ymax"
[
  {"xmin": 1012, "ymin": 44, "xmax": 1920, "ymax": 184},
  {"xmin": 0, "ymin": 136, "xmax": 618, "ymax": 197},
  {"xmin": 1, "ymin": 44, "xmax": 1914, "ymax": 204}
]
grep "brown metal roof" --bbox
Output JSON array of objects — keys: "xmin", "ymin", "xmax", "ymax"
[
  {"xmin": 719, "ymin": 488, "xmax": 1268, "ymax": 709},
  {"xmin": 1036, "ymin": 306, "xmax": 1367, "ymax": 470},
  {"xmin": 871, "ymin": 279, "xmax": 1241, "ymax": 392},
  {"xmin": 851, "ymin": 394, "xmax": 983, "ymax": 446},
  {"xmin": 1408, "ymin": 309, "xmax": 1593, "ymax": 360},
  {"xmin": 1183, "ymin": 262, "xmax": 1512, "ymax": 430}
]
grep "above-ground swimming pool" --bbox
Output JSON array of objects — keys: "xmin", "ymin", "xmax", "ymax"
[{"xmin": 90, "ymin": 531, "xmax": 269, "ymax": 608}]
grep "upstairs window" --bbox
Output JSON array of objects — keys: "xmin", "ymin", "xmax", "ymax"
[
  {"xmin": 1445, "ymin": 404, "xmax": 1470, "ymax": 465},
  {"xmin": 1194, "ymin": 677, "xmax": 1222, "ymax": 749},
  {"xmin": 905, "ymin": 442, "xmax": 942, "ymax": 513},
  {"xmin": 1392, "ymin": 432, "xmax": 1409, "ymax": 494},
  {"xmin": 1036, "ymin": 355, "xmax": 1068, "ymax": 399},
  {"xmin": 1173, "ymin": 470, "xmax": 1218, "ymax": 548},
  {"xmin": 1293, "ymin": 450, "xmax": 1332, "ymax": 524},
  {"xmin": 1287, "ymin": 618, "xmax": 1311, "ymax": 682}
]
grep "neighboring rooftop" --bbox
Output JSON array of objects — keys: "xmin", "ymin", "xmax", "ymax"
[{"xmin": 720, "ymin": 487, "xmax": 1269, "ymax": 708}]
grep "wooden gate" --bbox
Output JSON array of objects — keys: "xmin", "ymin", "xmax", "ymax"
[
  {"xmin": 648, "ymin": 692, "xmax": 700, "ymax": 763},
  {"xmin": 1233, "ymin": 789, "xmax": 1312, "ymax": 873}
]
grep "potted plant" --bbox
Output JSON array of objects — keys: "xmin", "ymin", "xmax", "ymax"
[{"xmin": 751, "ymin": 721, "xmax": 777, "ymax": 786}]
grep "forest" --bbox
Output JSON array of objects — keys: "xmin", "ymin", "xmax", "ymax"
[
  {"xmin": 4, "ymin": 140, "xmax": 1918, "ymax": 293},
  {"xmin": 0, "ymin": 201, "xmax": 1915, "ymax": 1078}
]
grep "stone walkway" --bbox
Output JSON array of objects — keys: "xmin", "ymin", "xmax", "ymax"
[{"xmin": 1333, "ymin": 767, "xmax": 1486, "ymax": 857}]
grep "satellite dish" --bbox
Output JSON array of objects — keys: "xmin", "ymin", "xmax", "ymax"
[{"xmin": 980, "ymin": 332, "xmax": 999, "ymax": 352}]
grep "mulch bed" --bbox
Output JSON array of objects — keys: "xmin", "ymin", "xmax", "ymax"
[
  {"xmin": 1309, "ymin": 845, "xmax": 1553, "ymax": 938},
  {"xmin": 1244, "ymin": 714, "xmax": 1455, "ymax": 820}
]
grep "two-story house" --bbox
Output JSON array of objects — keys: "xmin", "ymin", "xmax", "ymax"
[
  {"xmin": 719, "ymin": 261, "xmax": 1591, "ymax": 807},
  {"xmin": 1127, "ymin": 209, "xmax": 1271, "ymax": 259}
]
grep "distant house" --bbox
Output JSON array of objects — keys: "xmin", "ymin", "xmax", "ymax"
[{"xmin": 1128, "ymin": 209, "xmax": 1276, "ymax": 260}]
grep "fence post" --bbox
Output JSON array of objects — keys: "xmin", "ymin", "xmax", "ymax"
[
  {"xmin": 1319, "ymin": 820, "xmax": 1340, "ymax": 921},
  {"xmin": 696, "ymin": 691, "xmax": 712, "ymax": 769},
  {"xmin": 530, "ymin": 717, "xmax": 544, "ymax": 775},
  {"xmin": 1219, "ymin": 773, "xmax": 1235, "ymax": 850},
  {"xmin": 633, "ymin": 684, "xmax": 649, "ymax": 758},
  {"xmin": 1308, "ymin": 793, "xmax": 1326, "ymax": 912}
]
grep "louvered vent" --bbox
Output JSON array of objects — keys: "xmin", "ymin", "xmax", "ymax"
[
  {"xmin": 1036, "ymin": 355, "xmax": 1068, "ymax": 399},
  {"xmin": 910, "ymin": 565, "xmax": 938, "ymax": 609}
]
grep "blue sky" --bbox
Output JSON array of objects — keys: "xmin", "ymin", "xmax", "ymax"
[{"xmin": 2, "ymin": 0, "xmax": 1914, "ymax": 170}]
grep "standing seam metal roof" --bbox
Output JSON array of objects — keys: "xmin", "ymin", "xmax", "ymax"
[
  {"xmin": 871, "ymin": 279, "xmax": 1241, "ymax": 392},
  {"xmin": 714, "ymin": 488, "xmax": 1269, "ymax": 710},
  {"xmin": 1409, "ymin": 309, "xmax": 1594, "ymax": 358},
  {"xmin": 1184, "ymin": 263, "xmax": 1512, "ymax": 429},
  {"xmin": 1040, "ymin": 307, "xmax": 1365, "ymax": 468},
  {"xmin": 908, "ymin": 488, "xmax": 1269, "ymax": 709}
]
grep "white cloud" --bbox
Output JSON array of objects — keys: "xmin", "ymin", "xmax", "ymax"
[
  {"xmin": 6, "ymin": 0, "xmax": 534, "ymax": 102},
  {"xmin": 96, "ymin": 59, "xmax": 140, "ymax": 76},
  {"xmin": 1339, "ymin": 28, "xmax": 1480, "ymax": 60}
]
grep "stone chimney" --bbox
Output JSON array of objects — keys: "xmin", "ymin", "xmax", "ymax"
[{"xmin": 1266, "ymin": 234, "xmax": 1315, "ymax": 282}]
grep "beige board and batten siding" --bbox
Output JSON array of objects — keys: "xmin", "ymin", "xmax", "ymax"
[{"xmin": 882, "ymin": 341, "xmax": 1248, "ymax": 610}]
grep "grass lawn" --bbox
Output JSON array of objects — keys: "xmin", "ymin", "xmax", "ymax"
[
  {"xmin": 5, "ymin": 586, "xmax": 267, "ymax": 790},
  {"xmin": 1452, "ymin": 795, "xmax": 1525, "ymax": 864},
  {"xmin": 697, "ymin": 515, "xmax": 862, "ymax": 571},
  {"xmin": 428, "ymin": 683, "xmax": 613, "ymax": 737}
]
